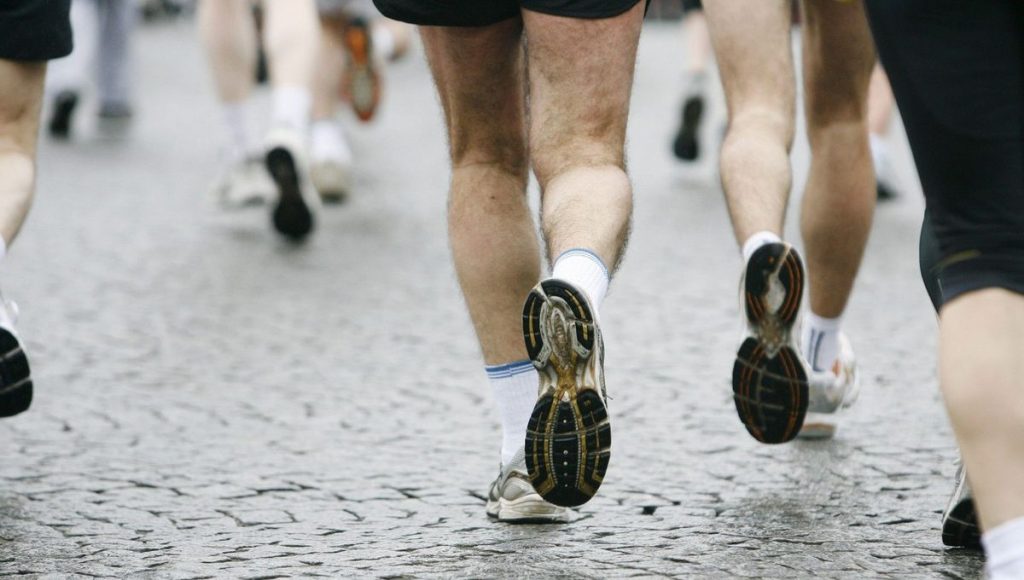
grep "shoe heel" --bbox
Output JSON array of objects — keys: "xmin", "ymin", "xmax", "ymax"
[{"xmin": 266, "ymin": 147, "xmax": 313, "ymax": 240}]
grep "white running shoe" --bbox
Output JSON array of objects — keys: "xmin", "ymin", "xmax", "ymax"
[
  {"xmin": 310, "ymin": 160, "xmax": 351, "ymax": 203},
  {"xmin": 0, "ymin": 292, "xmax": 32, "ymax": 417},
  {"xmin": 310, "ymin": 121, "xmax": 353, "ymax": 203},
  {"xmin": 799, "ymin": 333, "xmax": 860, "ymax": 439},
  {"xmin": 486, "ymin": 449, "xmax": 573, "ymax": 524},
  {"xmin": 209, "ymin": 156, "xmax": 275, "ymax": 210},
  {"xmin": 264, "ymin": 126, "xmax": 321, "ymax": 241}
]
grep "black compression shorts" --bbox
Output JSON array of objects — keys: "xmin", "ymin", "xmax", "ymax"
[
  {"xmin": 866, "ymin": 0, "xmax": 1024, "ymax": 303},
  {"xmin": 373, "ymin": 0, "xmax": 644, "ymax": 27},
  {"xmin": 0, "ymin": 0, "xmax": 72, "ymax": 61}
]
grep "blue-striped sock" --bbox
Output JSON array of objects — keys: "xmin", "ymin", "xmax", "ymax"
[{"xmin": 486, "ymin": 360, "xmax": 538, "ymax": 466}]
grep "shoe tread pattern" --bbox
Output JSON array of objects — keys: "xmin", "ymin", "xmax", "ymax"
[{"xmin": 523, "ymin": 280, "xmax": 610, "ymax": 507}]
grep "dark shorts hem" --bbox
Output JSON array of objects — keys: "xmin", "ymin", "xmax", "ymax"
[
  {"xmin": 939, "ymin": 252, "xmax": 1024, "ymax": 305},
  {"xmin": 520, "ymin": 0, "xmax": 644, "ymax": 20},
  {"xmin": 0, "ymin": 0, "xmax": 73, "ymax": 61},
  {"xmin": 373, "ymin": 0, "xmax": 643, "ymax": 27}
]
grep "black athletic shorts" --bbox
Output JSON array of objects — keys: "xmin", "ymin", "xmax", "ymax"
[
  {"xmin": 682, "ymin": 0, "xmax": 702, "ymax": 13},
  {"xmin": 866, "ymin": 0, "xmax": 1024, "ymax": 303},
  {"xmin": 374, "ymin": 0, "xmax": 644, "ymax": 27},
  {"xmin": 0, "ymin": 0, "xmax": 72, "ymax": 61}
]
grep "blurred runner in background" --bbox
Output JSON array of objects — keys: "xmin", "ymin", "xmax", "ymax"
[
  {"xmin": 198, "ymin": 0, "xmax": 320, "ymax": 241},
  {"xmin": 867, "ymin": 63, "xmax": 900, "ymax": 201},
  {"xmin": 311, "ymin": 0, "xmax": 410, "ymax": 201},
  {"xmin": 670, "ymin": 0, "xmax": 713, "ymax": 162},
  {"xmin": 47, "ymin": 0, "xmax": 136, "ymax": 139}
]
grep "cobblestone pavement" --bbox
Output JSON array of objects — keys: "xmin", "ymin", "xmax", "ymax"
[{"xmin": 0, "ymin": 20, "xmax": 984, "ymax": 579}]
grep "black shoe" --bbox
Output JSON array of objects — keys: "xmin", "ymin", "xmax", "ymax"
[
  {"xmin": 672, "ymin": 95, "xmax": 704, "ymax": 161},
  {"xmin": 265, "ymin": 130, "xmax": 316, "ymax": 241},
  {"xmin": 877, "ymin": 179, "xmax": 898, "ymax": 201},
  {"xmin": 0, "ymin": 299, "xmax": 32, "ymax": 418},
  {"xmin": 941, "ymin": 462, "xmax": 982, "ymax": 549},
  {"xmin": 48, "ymin": 90, "xmax": 79, "ymax": 140},
  {"xmin": 732, "ymin": 243, "xmax": 810, "ymax": 444}
]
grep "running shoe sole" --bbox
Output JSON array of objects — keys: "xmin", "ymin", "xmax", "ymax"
[
  {"xmin": 344, "ymin": 19, "xmax": 380, "ymax": 123},
  {"xmin": 732, "ymin": 243, "xmax": 808, "ymax": 444},
  {"xmin": 266, "ymin": 146, "xmax": 314, "ymax": 240},
  {"xmin": 672, "ymin": 96, "xmax": 704, "ymax": 162},
  {"xmin": 0, "ymin": 329, "xmax": 31, "ymax": 417},
  {"xmin": 523, "ymin": 280, "xmax": 610, "ymax": 508},
  {"xmin": 486, "ymin": 497, "xmax": 572, "ymax": 524}
]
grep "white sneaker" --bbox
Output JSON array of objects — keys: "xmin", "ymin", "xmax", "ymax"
[
  {"xmin": 310, "ymin": 120, "xmax": 353, "ymax": 203},
  {"xmin": 209, "ymin": 156, "xmax": 275, "ymax": 210},
  {"xmin": 799, "ymin": 333, "xmax": 859, "ymax": 439},
  {"xmin": 0, "ymin": 293, "xmax": 32, "ymax": 417},
  {"xmin": 486, "ymin": 449, "xmax": 573, "ymax": 524},
  {"xmin": 264, "ymin": 126, "xmax": 320, "ymax": 240},
  {"xmin": 310, "ymin": 160, "xmax": 351, "ymax": 203}
]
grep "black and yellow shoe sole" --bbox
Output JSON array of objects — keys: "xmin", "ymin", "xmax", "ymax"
[
  {"xmin": 523, "ymin": 280, "xmax": 610, "ymax": 508},
  {"xmin": 732, "ymin": 243, "xmax": 808, "ymax": 444},
  {"xmin": 0, "ymin": 328, "xmax": 31, "ymax": 418}
]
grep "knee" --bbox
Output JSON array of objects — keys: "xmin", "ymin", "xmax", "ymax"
[
  {"xmin": 450, "ymin": 127, "xmax": 529, "ymax": 184},
  {"xmin": 530, "ymin": 139, "xmax": 625, "ymax": 192}
]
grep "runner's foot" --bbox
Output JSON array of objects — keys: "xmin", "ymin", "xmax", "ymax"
[
  {"xmin": 942, "ymin": 461, "xmax": 981, "ymax": 549},
  {"xmin": 0, "ymin": 294, "xmax": 32, "ymax": 418},
  {"xmin": 523, "ymin": 279, "xmax": 610, "ymax": 508},
  {"xmin": 798, "ymin": 333, "xmax": 860, "ymax": 439},
  {"xmin": 342, "ymin": 17, "xmax": 381, "ymax": 123},
  {"xmin": 733, "ymin": 242, "xmax": 810, "ymax": 444},
  {"xmin": 486, "ymin": 448, "xmax": 573, "ymax": 524},
  {"xmin": 265, "ymin": 127, "xmax": 319, "ymax": 240},
  {"xmin": 48, "ymin": 90, "xmax": 79, "ymax": 140},
  {"xmin": 210, "ymin": 156, "xmax": 275, "ymax": 210},
  {"xmin": 672, "ymin": 95, "xmax": 704, "ymax": 162}
]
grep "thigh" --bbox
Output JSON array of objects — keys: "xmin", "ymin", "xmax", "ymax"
[
  {"xmin": 703, "ymin": 0, "xmax": 794, "ymax": 116},
  {"xmin": 0, "ymin": 60, "xmax": 47, "ymax": 157},
  {"xmin": 523, "ymin": 2, "xmax": 644, "ymax": 179},
  {"xmin": 420, "ymin": 19, "xmax": 528, "ymax": 169},
  {"xmin": 800, "ymin": 0, "xmax": 875, "ymax": 124}
]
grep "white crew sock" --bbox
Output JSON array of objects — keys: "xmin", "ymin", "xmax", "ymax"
[
  {"xmin": 741, "ymin": 231, "xmax": 782, "ymax": 264},
  {"xmin": 801, "ymin": 311, "xmax": 842, "ymax": 372},
  {"xmin": 371, "ymin": 25, "xmax": 396, "ymax": 62},
  {"xmin": 869, "ymin": 133, "xmax": 889, "ymax": 173},
  {"xmin": 0, "ymin": 236, "xmax": 8, "ymax": 264},
  {"xmin": 310, "ymin": 119, "xmax": 353, "ymax": 165},
  {"xmin": 551, "ymin": 249, "xmax": 610, "ymax": 314},
  {"xmin": 271, "ymin": 86, "xmax": 312, "ymax": 135},
  {"xmin": 222, "ymin": 101, "xmax": 253, "ymax": 164},
  {"xmin": 984, "ymin": 517, "xmax": 1024, "ymax": 580},
  {"xmin": 486, "ymin": 361, "xmax": 538, "ymax": 466}
]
